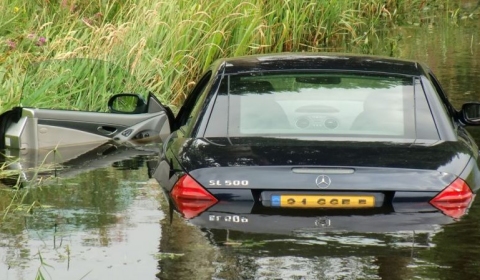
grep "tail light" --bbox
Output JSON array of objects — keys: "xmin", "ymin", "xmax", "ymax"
[
  {"xmin": 170, "ymin": 174, "xmax": 218, "ymax": 219},
  {"xmin": 429, "ymin": 178, "xmax": 474, "ymax": 219}
]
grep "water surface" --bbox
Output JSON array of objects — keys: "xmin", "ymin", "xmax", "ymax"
[
  {"xmin": 0, "ymin": 153, "xmax": 163, "ymax": 279},
  {"xmin": 1, "ymin": 12, "xmax": 480, "ymax": 280}
]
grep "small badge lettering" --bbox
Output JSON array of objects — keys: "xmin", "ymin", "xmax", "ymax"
[{"xmin": 209, "ymin": 180, "xmax": 249, "ymax": 186}]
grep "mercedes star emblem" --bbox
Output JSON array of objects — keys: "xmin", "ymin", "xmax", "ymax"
[{"xmin": 315, "ymin": 175, "xmax": 332, "ymax": 189}]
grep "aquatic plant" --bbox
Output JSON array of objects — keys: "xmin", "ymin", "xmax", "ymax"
[
  {"xmin": 0, "ymin": 0, "xmax": 468, "ymax": 113},
  {"xmin": 0, "ymin": 149, "xmax": 58, "ymax": 221}
]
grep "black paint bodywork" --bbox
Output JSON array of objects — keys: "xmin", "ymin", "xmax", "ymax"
[{"xmin": 153, "ymin": 53, "xmax": 480, "ymax": 220}]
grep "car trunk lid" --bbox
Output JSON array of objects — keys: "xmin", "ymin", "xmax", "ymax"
[{"xmin": 179, "ymin": 137, "xmax": 471, "ymax": 192}]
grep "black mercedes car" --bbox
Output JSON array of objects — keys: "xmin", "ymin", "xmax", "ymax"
[
  {"xmin": 152, "ymin": 53, "xmax": 480, "ymax": 221},
  {"xmin": 2, "ymin": 53, "xmax": 480, "ymax": 222}
]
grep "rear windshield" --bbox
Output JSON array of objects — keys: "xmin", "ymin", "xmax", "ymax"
[{"xmin": 206, "ymin": 72, "xmax": 416, "ymax": 139}]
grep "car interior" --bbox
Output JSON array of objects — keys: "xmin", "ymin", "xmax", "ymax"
[{"xmin": 229, "ymin": 75, "xmax": 409, "ymax": 138}]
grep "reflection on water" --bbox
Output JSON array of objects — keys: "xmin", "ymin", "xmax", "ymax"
[
  {"xmin": 0, "ymin": 153, "xmax": 163, "ymax": 279},
  {"xmin": 396, "ymin": 19, "xmax": 480, "ymax": 107},
  {"xmin": 169, "ymin": 198, "xmax": 480, "ymax": 279},
  {"xmin": 2, "ymin": 13, "xmax": 480, "ymax": 280}
]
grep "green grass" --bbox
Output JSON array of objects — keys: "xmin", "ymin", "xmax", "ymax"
[
  {"xmin": 0, "ymin": 147, "xmax": 60, "ymax": 223},
  {"xmin": 0, "ymin": 0, "xmax": 460, "ymax": 112}
]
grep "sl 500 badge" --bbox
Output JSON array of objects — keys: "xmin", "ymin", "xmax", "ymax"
[{"xmin": 209, "ymin": 180, "xmax": 249, "ymax": 186}]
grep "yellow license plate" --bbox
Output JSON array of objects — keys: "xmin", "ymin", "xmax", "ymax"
[{"xmin": 271, "ymin": 195, "xmax": 375, "ymax": 208}]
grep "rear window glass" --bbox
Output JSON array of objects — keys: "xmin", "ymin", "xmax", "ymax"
[{"xmin": 210, "ymin": 72, "xmax": 417, "ymax": 139}]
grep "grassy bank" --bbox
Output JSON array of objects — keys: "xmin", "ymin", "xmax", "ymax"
[{"xmin": 0, "ymin": 0, "xmax": 465, "ymax": 112}]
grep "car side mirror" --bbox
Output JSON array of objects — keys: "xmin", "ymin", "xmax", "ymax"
[
  {"xmin": 108, "ymin": 93, "xmax": 147, "ymax": 114},
  {"xmin": 461, "ymin": 102, "xmax": 480, "ymax": 125}
]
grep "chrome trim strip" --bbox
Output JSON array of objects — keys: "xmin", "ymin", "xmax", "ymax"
[{"xmin": 292, "ymin": 168, "xmax": 355, "ymax": 174}]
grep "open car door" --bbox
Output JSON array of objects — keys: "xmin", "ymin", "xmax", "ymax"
[{"xmin": 0, "ymin": 59, "xmax": 172, "ymax": 151}]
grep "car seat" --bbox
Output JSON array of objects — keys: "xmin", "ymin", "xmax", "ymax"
[
  {"xmin": 350, "ymin": 92, "xmax": 404, "ymax": 135},
  {"xmin": 231, "ymin": 80, "xmax": 291, "ymax": 130}
]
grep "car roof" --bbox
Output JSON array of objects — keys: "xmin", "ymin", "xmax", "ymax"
[{"xmin": 220, "ymin": 52, "xmax": 426, "ymax": 76}]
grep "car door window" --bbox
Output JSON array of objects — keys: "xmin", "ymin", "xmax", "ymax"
[
  {"xmin": 414, "ymin": 78, "xmax": 440, "ymax": 140},
  {"xmin": 428, "ymin": 73, "xmax": 456, "ymax": 119},
  {"xmin": 176, "ymin": 71, "xmax": 212, "ymax": 133}
]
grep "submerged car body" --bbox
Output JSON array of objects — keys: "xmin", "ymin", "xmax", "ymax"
[
  {"xmin": 153, "ymin": 53, "xmax": 480, "ymax": 221},
  {"xmin": 2, "ymin": 53, "xmax": 480, "ymax": 222}
]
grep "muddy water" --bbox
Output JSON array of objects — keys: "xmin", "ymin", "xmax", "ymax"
[{"xmin": 2, "ymin": 14, "xmax": 480, "ymax": 280}]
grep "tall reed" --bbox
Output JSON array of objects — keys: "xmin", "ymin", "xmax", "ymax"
[{"xmin": 0, "ymin": 0, "xmax": 456, "ymax": 112}]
